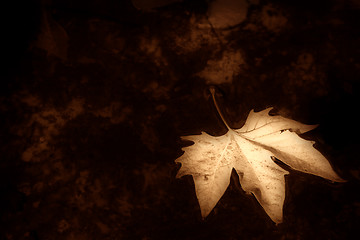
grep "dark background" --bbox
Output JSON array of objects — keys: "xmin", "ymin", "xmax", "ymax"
[{"xmin": 1, "ymin": 0, "xmax": 360, "ymax": 239}]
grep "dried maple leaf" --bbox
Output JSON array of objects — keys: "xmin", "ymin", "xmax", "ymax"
[{"xmin": 176, "ymin": 88, "xmax": 344, "ymax": 224}]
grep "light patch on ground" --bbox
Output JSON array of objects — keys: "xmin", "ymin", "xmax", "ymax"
[
  {"xmin": 142, "ymin": 81, "xmax": 170, "ymax": 100},
  {"xmin": 21, "ymin": 98, "xmax": 84, "ymax": 162},
  {"xmin": 140, "ymin": 36, "xmax": 168, "ymax": 67},
  {"xmin": 104, "ymin": 34, "xmax": 126, "ymax": 55},
  {"xmin": 95, "ymin": 221, "xmax": 110, "ymax": 234},
  {"xmin": 58, "ymin": 219, "xmax": 70, "ymax": 233},
  {"xmin": 261, "ymin": 5, "xmax": 288, "ymax": 33},
  {"xmin": 173, "ymin": 15, "xmax": 220, "ymax": 54},
  {"xmin": 91, "ymin": 101, "xmax": 132, "ymax": 124},
  {"xmin": 19, "ymin": 94, "xmax": 42, "ymax": 107},
  {"xmin": 197, "ymin": 50, "xmax": 246, "ymax": 84},
  {"xmin": 207, "ymin": 0, "xmax": 248, "ymax": 29}
]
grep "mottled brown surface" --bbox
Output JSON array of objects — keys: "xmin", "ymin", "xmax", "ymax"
[{"xmin": 1, "ymin": 0, "xmax": 360, "ymax": 239}]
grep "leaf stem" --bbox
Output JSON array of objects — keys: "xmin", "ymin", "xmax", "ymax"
[{"xmin": 209, "ymin": 87, "xmax": 231, "ymax": 131}]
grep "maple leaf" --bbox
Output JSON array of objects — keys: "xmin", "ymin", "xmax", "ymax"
[{"xmin": 175, "ymin": 88, "xmax": 344, "ymax": 224}]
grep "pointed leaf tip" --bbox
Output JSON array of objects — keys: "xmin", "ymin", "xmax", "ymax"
[{"xmin": 264, "ymin": 107, "xmax": 274, "ymax": 114}]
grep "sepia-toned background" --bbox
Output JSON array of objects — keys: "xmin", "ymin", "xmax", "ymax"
[{"xmin": 1, "ymin": 0, "xmax": 360, "ymax": 239}]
